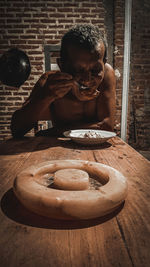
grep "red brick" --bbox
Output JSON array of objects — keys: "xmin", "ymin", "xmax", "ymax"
[
  {"xmin": 74, "ymin": 8, "xmax": 90, "ymax": 13},
  {"xmin": 10, "ymin": 40, "xmax": 27, "ymax": 44},
  {"xmin": 7, "ymin": 97, "xmax": 22, "ymax": 101},
  {"xmin": 58, "ymin": 19, "xmax": 74, "ymax": 24},
  {"xmin": 64, "ymin": 3, "xmax": 78, "ymax": 7},
  {"xmin": 16, "ymin": 13, "xmax": 31, "ymax": 18},
  {"xmin": 7, "ymin": 19, "xmax": 22, "ymax": 23},
  {"xmin": 21, "ymin": 35, "xmax": 36, "ymax": 39},
  {"xmin": 24, "ymin": 19, "xmax": 40, "ymax": 23},
  {"xmin": 57, "ymin": 8, "xmax": 73, "ymax": 12},
  {"xmin": 33, "ymin": 14, "xmax": 48, "ymax": 18},
  {"xmin": 41, "ymin": 8, "xmax": 56, "ymax": 12}
]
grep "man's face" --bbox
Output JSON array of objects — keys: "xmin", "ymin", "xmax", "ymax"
[{"xmin": 61, "ymin": 42, "xmax": 105, "ymax": 94}]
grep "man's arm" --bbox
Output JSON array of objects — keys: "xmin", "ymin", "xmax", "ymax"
[
  {"xmin": 95, "ymin": 63, "xmax": 116, "ymax": 131},
  {"xmin": 11, "ymin": 71, "xmax": 75, "ymax": 138},
  {"xmin": 11, "ymin": 96, "xmax": 54, "ymax": 138},
  {"xmin": 10, "ymin": 72, "xmax": 54, "ymax": 138}
]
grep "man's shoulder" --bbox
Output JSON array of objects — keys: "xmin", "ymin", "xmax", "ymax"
[
  {"xmin": 104, "ymin": 63, "xmax": 115, "ymax": 78},
  {"xmin": 103, "ymin": 63, "xmax": 116, "ymax": 86},
  {"xmin": 98, "ymin": 63, "xmax": 116, "ymax": 95}
]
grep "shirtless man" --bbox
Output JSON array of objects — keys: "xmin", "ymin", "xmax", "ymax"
[{"xmin": 11, "ymin": 24, "xmax": 116, "ymax": 138}]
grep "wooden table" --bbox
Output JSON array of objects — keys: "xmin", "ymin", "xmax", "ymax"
[{"xmin": 0, "ymin": 136, "xmax": 150, "ymax": 267}]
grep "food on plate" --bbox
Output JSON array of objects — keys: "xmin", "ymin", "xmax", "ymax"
[
  {"xmin": 78, "ymin": 130, "xmax": 103, "ymax": 138},
  {"xmin": 64, "ymin": 129, "xmax": 116, "ymax": 145}
]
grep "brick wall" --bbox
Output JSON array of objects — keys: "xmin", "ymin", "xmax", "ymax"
[
  {"xmin": 113, "ymin": 0, "xmax": 150, "ymax": 150},
  {"xmin": 0, "ymin": 0, "xmax": 106, "ymax": 140},
  {"xmin": 113, "ymin": 0, "xmax": 125, "ymax": 136},
  {"xmin": 129, "ymin": 0, "xmax": 150, "ymax": 150}
]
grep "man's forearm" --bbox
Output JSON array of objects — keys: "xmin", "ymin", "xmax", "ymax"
[
  {"xmin": 65, "ymin": 118, "xmax": 114, "ymax": 132},
  {"xmin": 11, "ymin": 97, "xmax": 54, "ymax": 138},
  {"xmin": 11, "ymin": 109, "xmax": 37, "ymax": 138}
]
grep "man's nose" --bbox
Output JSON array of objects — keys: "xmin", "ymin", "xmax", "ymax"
[{"xmin": 80, "ymin": 71, "xmax": 92, "ymax": 84}]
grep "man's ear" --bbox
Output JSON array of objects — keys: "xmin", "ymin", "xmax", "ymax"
[{"xmin": 57, "ymin": 58, "xmax": 62, "ymax": 70}]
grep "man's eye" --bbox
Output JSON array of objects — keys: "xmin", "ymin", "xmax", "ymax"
[
  {"xmin": 67, "ymin": 68, "xmax": 75, "ymax": 75},
  {"xmin": 91, "ymin": 69, "xmax": 99, "ymax": 75},
  {"xmin": 76, "ymin": 69, "xmax": 85, "ymax": 74}
]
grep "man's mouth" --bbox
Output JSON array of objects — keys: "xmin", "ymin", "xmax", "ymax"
[
  {"xmin": 78, "ymin": 83, "xmax": 98, "ymax": 95},
  {"xmin": 79, "ymin": 85, "xmax": 90, "ymax": 91},
  {"xmin": 72, "ymin": 82, "xmax": 100, "ymax": 101}
]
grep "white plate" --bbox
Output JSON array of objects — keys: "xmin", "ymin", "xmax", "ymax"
[{"xmin": 63, "ymin": 129, "xmax": 116, "ymax": 145}]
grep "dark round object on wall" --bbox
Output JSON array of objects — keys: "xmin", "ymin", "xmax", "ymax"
[{"xmin": 0, "ymin": 48, "xmax": 31, "ymax": 87}]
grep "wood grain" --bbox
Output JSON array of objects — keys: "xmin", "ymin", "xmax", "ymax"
[{"xmin": 0, "ymin": 136, "xmax": 150, "ymax": 267}]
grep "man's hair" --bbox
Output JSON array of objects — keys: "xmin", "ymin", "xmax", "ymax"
[{"xmin": 60, "ymin": 24, "xmax": 108, "ymax": 64}]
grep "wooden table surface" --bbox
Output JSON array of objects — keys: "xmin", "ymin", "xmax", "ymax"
[{"xmin": 0, "ymin": 136, "xmax": 150, "ymax": 267}]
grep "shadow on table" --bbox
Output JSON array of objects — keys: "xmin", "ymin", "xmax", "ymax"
[
  {"xmin": 1, "ymin": 188, "xmax": 124, "ymax": 230},
  {"xmin": 0, "ymin": 136, "xmax": 112, "ymax": 155}
]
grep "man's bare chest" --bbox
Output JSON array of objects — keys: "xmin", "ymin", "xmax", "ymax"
[{"xmin": 52, "ymin": 95, "xmax": 97, "ymax": 123}]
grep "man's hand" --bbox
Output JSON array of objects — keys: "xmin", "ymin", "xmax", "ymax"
[
  {"xmin": 35, "ymin": 127, "xmax": 64, "ymax": 137},
  {"xmin": 97, "ymin": 118, "xmax": 114, "ymax": 131},
  {"xmin": 29, "ymin": 71, "xmax": 76, "ymax": 103}
]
